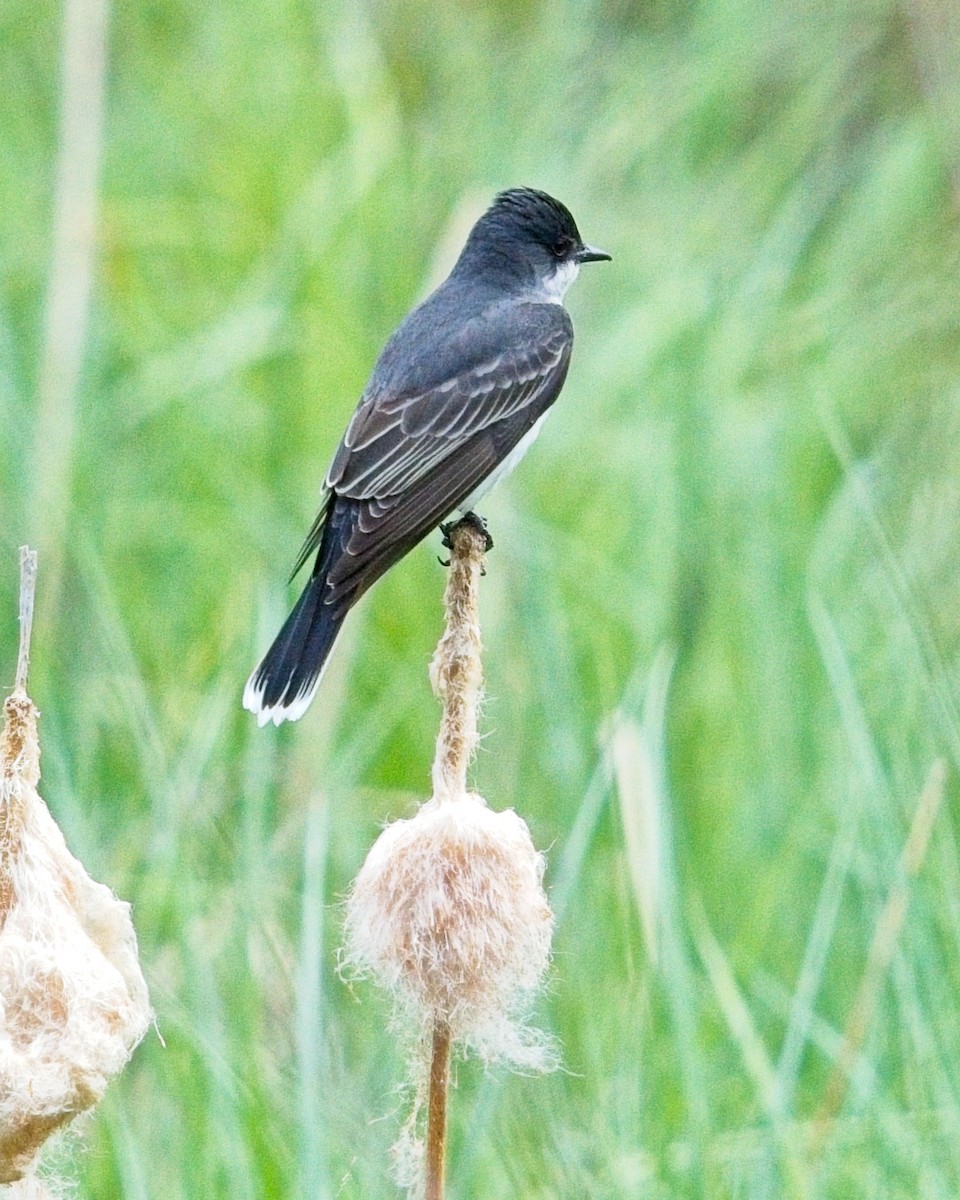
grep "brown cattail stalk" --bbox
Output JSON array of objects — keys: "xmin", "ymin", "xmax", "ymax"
[
  {"xmin": 424, "ymin": 1018, "xmax": 451, "ymax": 1200},
  {"xmin": 429, "ymin": 518, "xmax": 487, "ymax": 800},
  {"xmin": 15, "ymin": 547, "xmax": 37, "ymax": 694},
  {"xmin": 422, "ymin": 519, "xmax": 486, "ymax": 1200},
  {"xmin": 343, "ymin": 516, "xmax": 556, "ymax": 1199}
]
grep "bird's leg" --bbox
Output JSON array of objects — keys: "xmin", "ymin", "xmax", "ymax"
[
  {"xmin": 438, "ymin": 513, "xmax": 494, "ymax": 568},
  {"xmin": 440, "ymin": 513, "xmax": 493, "ymax": 552},
  {"xmin": 438, "ymin": 521, "xmax": 456, "ymax": 554},
  {"xmin": 463, "ymin": 512, "xmax": 494, "ymax": 553},
  {"xmin": 438, "ymin": 513, "xmax": 493, "ymax": 572}
]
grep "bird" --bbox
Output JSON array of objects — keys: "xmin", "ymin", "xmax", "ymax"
[{"xmin": 243, "ymin": 186, "xmax": 610, "ymax": 726}]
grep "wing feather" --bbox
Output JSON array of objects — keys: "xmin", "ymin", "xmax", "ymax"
[
  {"xmin": 323, "ymin": 434, "xmax": 502, "ymax": 603},
  {"xmin": 328, "ymin": 319, "xmax": 570, "ymax": 501}
]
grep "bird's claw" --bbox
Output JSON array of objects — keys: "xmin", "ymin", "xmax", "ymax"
[{"xmin": 439, "ymin": 513, "xmax": 494, "ymax": 564}]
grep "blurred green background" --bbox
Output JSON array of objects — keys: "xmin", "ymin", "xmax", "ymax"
[{"xmin": 3, "ymin": 0, "xmax": 960, "ymax": 1195}]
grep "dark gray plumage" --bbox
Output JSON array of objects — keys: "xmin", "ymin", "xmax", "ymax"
[{"xmin": 244, "ymin": 187, "xmax": 610, "ymax": 725}]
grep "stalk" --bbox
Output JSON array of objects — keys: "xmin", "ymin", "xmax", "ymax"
[{"xmin": 424, "ymin": 1018, "xmax": 452, "ymax": 1200}]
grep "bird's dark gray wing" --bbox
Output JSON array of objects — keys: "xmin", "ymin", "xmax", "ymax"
[
  {"xmin": 319, "ymin": 373, "xmax": 564, "ymax": 605},
  {"xmin": 291, "ymin": 302, "xmax": 572, "ymax": 581},
  {"xmin": 328, "ymin": 311, "xmax": 571, "ymax": 500}
]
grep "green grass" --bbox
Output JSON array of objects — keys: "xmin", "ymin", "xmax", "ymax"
[{"xmin": 3, "ymin": 0, "xmax": 960, "ymax": 1195}]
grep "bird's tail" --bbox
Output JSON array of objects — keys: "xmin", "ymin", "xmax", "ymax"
[{"xmin": 243, "ymin": 574, "xmax": 347, "ymax": 726}]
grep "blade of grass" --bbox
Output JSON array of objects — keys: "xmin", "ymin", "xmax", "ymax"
[{"xmin": 31, "ymin": 0, "xmax": 108, "ymax": 629}]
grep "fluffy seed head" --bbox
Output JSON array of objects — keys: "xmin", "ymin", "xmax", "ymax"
[
  {"xmin": 0, "ymin": 690, "xmax": 151, "ymax": 1184},
  {"xmin": 343, "ymin": 793, "xmax": 555, "ymax": 1068}
]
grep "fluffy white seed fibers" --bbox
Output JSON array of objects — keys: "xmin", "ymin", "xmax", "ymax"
[
  {"xmin": 0, "ymin": 692, "xmax": 151, "ymax": 1188},
  {"xmin": 344, "ymin": 792, "xmax": 556, "ymax": 1069}
]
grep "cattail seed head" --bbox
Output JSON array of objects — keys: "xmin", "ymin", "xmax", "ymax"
[
  {"xmin": 0, "ymin": 690, "xmax": 151, "ymax": 1186},
  {"xmin": 0, "ymin": 551, "xmax": 150, "ymax": 1189},
  {"xmin": 343, "ymin": 792, "xmax": 555, "ymax": 1067}
]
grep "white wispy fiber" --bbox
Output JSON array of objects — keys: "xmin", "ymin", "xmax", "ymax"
[{"xmin": 343, "ymin": 794, "xmax": 555, "ymax": 1065}]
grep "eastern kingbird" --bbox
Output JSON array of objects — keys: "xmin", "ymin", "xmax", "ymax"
[{"xmin": 244, "ymin": 187, "xmax": 610, "ymax": 726}]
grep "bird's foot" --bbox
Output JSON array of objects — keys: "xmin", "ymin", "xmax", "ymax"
[
  {"xmin": 440, "ymin": 512, "xmax": 494, "ymax": 552},
  {"xmin": 438, "ymin": 512, "xmax": 494, "ymax": 567}
]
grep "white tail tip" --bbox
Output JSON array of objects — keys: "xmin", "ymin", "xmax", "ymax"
[{"xmin": 242, "ymin": 664, "xmax": 325, "ymax": 727}]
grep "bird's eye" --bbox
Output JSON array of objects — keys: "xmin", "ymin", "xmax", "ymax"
[{"xmin": 551, "ymin": 236, "xmax": 573, "ymax": 258}]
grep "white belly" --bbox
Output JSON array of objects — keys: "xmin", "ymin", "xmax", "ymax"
[{"xmin": 457, "ymin": 413, "xmax": 548, "ymax": 513}]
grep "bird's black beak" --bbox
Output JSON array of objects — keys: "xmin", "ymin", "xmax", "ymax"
[{"xmin": 576, "ymin": 243, "xmax": 612, "ymax": 263}]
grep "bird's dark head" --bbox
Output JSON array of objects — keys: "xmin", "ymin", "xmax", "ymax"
[{"xmin": 455, "ymin": 187, "xmax": 611, "ymax": 300}]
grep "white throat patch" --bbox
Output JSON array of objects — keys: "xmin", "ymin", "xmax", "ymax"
[{"xmin": 540, "ymin": 258, "xmax": 580, "ymax": 304}]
